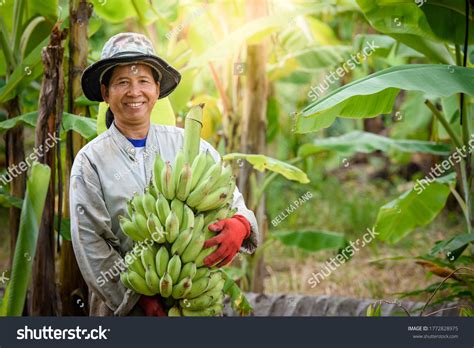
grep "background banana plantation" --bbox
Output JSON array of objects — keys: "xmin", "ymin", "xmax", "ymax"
[{"xmin": 0, "ymin": 0, "xmax": 473, "ymax": 316}]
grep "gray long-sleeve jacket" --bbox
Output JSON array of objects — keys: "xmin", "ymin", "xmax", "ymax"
[{"xmin": 70, "ymin": 122, "xmax": 258, "ymax": 316}]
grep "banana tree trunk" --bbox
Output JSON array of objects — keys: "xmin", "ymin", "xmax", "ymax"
[
  {"xmin": 58, "ymin": 0, "xmax": 91, "ymax": 316},
  {"xmin": 4, "ymin": 97, "xmax": 26, "ymax": 269},
  {"xmin": 239, "ymin": 0, "xmax": 268, "ymax": 293},
  {"xmin": 30, "ymin": 24, "xmax": 67, "ymax": 316}
]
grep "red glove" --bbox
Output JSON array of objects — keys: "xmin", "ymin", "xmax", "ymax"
[
  {"xmin": 138, "ymin": 295, "xmax": 167, "ymax": 316},
  {"xmin": 203, "ymin": 214, "xmax": 251, "ymax": 268}
]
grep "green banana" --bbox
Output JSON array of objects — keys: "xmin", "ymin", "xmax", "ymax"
[
  {"xmin": 165, "ymin": 210, "xmax": 180, "ymax": 243},
  {"xmin": 126, "ymin": 200, "xmax": 134, "ymax": 219},
  {"xmin": 194, "ymin": 186, "xmax": 229, "ymax": 212},
  {"xmin": 161, "ymin": 161, "xmax": 176, "ymax": 200},
  {"xmin": 193, "ymin": 214, "xmax": 205, "ymax": 234},
  {"xmin": 172, "ymin": 150, "xmax": 185, "ymax": 188},
  {"xmin": 204, "ymin": 150, "xmax": 216, "ymax": 172},
  {"xmin": 203, "ymin": 162, "xmax": 223, "ymax": 184},
  {"xmin": 155, "ymin": 246, "xmax": 169, "ymax": 277},
  {"xmin": 186, "ymin": 175, "xmax": 218, "ymax": 208},
  {"xmin": 128, "ymin": 270, "xmax": 155, "ymax": 296},
  {"xmin": 180, "ymin": 204, "xmax": 195, "ymax": 231},
  {"xmin": 178, "ymin": 262, "xmax": 197, "ymax": 282},
  {"xmin": 132, "ymin": 213, "xmax": 150, "ymax": 239},
  {"xmin": 181, "ymin": 234, "xmax": 205, "ymax": 264},
  {"xmin": 171, "ymin": 227, "xmax": 194, "ymax": 256},
  {"xmin": 167, "ymin": 254, "xmax": 182, "ymax": 284},
  {"xmin": 189, "ymin": 151, "xmax": 207, "ymax": 191},
  {"xmin": 152, "ymin": 155, "xmax": 165, "ymax": 193},
  {"xmin": 131, "ymin": 192, "xmax": 147, "ymax": 217},
  {"xmin": 214, "ymin": 164, "xmax": 233, "ymax": 188},
  {"xmin": 193, "ymin": 267, "xmax": 210, "ymax": 280},
  {"xmin": 145, "ymin": 264, "xmax": 160, "ymax": 294},
  {"xmin": 119, "ymin": 215, "xmax": 145, "ymax": 242},
  {"xmin": 176, "ymin": 163, "xmax": 193, "ymax": 201},
  {"xmin": 149, "ymin": 185, "xmax": 158, "ymax": 199},
  {"xmin": 155, "ymin": 192, "xmax": 171, "ymax": 226},
  {"xmin": 195, "ymin": 245, "xmax": 218, "ymax": 267},
  {"xmin": 171, "ymin": 276, "xmax": 192, "ymax": 299},
  {"xmin": 201, "ymin": 287, "xmax": 224, "ymax": 302},
  {"xmin": 129, "ymin": 253, "xmax": 146, "ymax": 278},
  {"xmin": 207, "ymin": 271, "xmax": 223, "ymax": 290},
  {"xmin": 142, "ymin": 187, "xmax": 157, "ymax": 217},
  {"xmin": 168, "ymin": 306, "xmax": 181, "ymax": 316},
  {"xmin": 141, "ymin": 245, "xmax": 156, "ymax": 271},
  {"xmin": 187, "ymin": 276, "xmax": 209, "ymax": 298},
  {"xmin": 180, "ymin": 293, "xmax": 217, "ymax": 311},
  {"xmin": 159, "ymin": 272, "xmax": 173, "ymax": 297},
  {"xmin": 170, "ymin": 198, "xmax": 184, "ymax": 227},
  {"xmin": 120, "ymin": 271, "xmax": 133, "ymax": 290},
  {"xmin": 148, "ymin": 214, "xmax": 166, "ymax": 243}
]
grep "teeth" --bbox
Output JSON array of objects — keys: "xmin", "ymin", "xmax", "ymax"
[{"xmin": 127, "ymin": 102, "xmax": 144, "ymax": 107}]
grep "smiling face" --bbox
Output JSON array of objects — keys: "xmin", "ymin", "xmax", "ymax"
[{"xmin": 101, "ymin": 63, "xmax": 160, "ymax": 130}]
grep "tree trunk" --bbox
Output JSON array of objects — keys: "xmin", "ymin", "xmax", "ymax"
[
  {"xmin": 58, "ymin": 0, "xmax": 91, "ymax": 316},
  {"xmin": 30, "ymin": 24, "xmax": 67, "ymax": 316},
  {"xmin": 4, "ymin": 97, "xmax": 26, "ymax": 269},
  {"xmin": 239, "ymin": 0, "xmax": 268, "ymax": 293}
]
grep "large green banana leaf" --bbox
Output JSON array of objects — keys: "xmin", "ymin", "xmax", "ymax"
[
  {"xmin": 0, "ymin": 37, "xmax": 48, "ymax": 103},
  {"xmin": 357, "ymin": 0, "xmax": 474, "ymax": 45},
  {"xmin": 298, "ymin": 131, "xmax": 451, "ymax": 158},
  {"xmin": 1, "ymin": 162, "xmax": 51, "ymax": 316},
  {"xmin": 272, "ymin": 230, "xmax": 348, "ymax": 253},
  {"xmin": 296, "ymin": 64, "xmax": 474, "ymax": 133},
  {"xmin": 0, "ymin": 0, "xmax": 58, "ymax": 31},
  {"xmin": 374, "ymin": 173, "xmax": 456, "ymax": 244},
  {"xmin": 222, "ymin": 153, "xmax": 309, "ymax": 184},
  {"xmin": 0, "ymin": 112, "xmax": 97, "ymax": 140}
]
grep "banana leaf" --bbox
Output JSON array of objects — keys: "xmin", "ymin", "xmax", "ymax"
[
  {"xmin": 0, "ymin": 111, "xmax": 97, "ymax": 140},
  {"xmin": 222, "ymin": 153, "xmax": 309, "ymax": 183},
  {"xmin": 0, "ymin": 37, "xmax": 49, "ymax": 103},
  {"xmin": 1, "ymin": 162, "xmax": 50, "ymax": 316},
  {"xmin": 298, "ymin": 131, "xmax": 451, "ymax": 158},
  {"xmin": 296, "ymin": 64, "xmax": 474, "ymax": 133},
  {"xmin": 357, "ymin": 0, "xmax": 474, "ymax": 45},
  {"xmin": 374, "ymin": 173, "xmax": 456, "ymax": 244}
]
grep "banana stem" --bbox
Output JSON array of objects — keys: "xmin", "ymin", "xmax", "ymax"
[
  {"xmin": 424, "ymin": 100, "xmax": 463, "ymax": 149},
  {"xmin": 183, "ymin": 104, "xmax": 204, "ymax": 164}
]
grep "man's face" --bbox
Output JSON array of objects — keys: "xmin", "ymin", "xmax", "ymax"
[{"xmin": 101, "ymin": 64, "xmax": 160, "ymax": 125}]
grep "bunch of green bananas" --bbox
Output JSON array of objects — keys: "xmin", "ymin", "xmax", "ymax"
[{"xmin": 118, "ymin": 105, "xmax": 239, "ymax": 316}]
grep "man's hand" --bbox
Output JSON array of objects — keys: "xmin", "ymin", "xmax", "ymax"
[
  {"xmin": 138, "ymin": 295, "xmax": 167, "ymax": 316},
  {"xmin": 203, "ymin": 214, "xmax": 251, "ymax": 268}
]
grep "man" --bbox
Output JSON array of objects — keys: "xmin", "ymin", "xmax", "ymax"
[{"xmin": 70, "ymin": 33, "xmax": 258, "ymax": 316}]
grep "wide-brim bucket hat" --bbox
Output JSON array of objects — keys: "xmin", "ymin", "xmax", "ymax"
[{"xmin": 81, "ymin": 32, "xmax": 181, "ymax": 102}]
